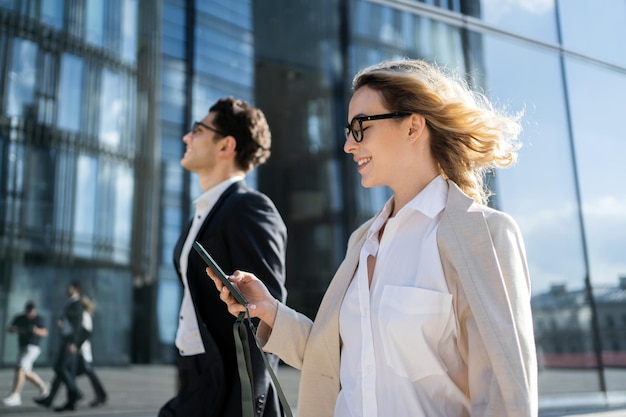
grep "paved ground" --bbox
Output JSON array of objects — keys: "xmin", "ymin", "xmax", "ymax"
[
  {"xmin": 0, "ymin": 364, "xmax": 299, "ymax": 417},
  {"xmin": 1, "ymin": 364, "xmax": 626, "ymax": 416}
]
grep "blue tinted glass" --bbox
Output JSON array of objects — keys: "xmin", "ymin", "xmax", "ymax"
[
  {"xmin": 99, "ymin": 70, "xmax": 122, "ymax": 148},
  {"xmin": 478, "ymin": 0, "xmax": 557, "ymax": 43},
  {"xmin": 481, "ymin": 34, "xmax": 586, "ymax": 297},
  {"xmin": 73, "ymin": 155, "xmax": 97, "ymax": 257},
  {"xmin": 0, "ymin": 0, "xmax": 16, "ymax": 11},
  {"xmin": 113, "ymin": 164, "xmax": 133, "ymax": 263},
  {"xmin": 566, "ymin": 59, "xmax": 626, "ymax": 293},
  {"xmin": 6, "ymin": 38, "xmax": 37, "ymax": 117},
  {"xmin": 559, "ymin": 0, "xmax": 626, "ymax": 67},
  {"xmin": 40, "ymin": 0, "xmax": 63, "ymax": 29},
  {"xmin": 121, "ymin": 0, "xmax": 137, "ymax": 63},
  {"xmin": 85, "ymin": 0, "xmax": 104, "ymax": 46},
  {"xmin": 57, "ymin": 54, "xmax": 83, "ymax": 132},
  {"xmin": 157, "ymin": 279, "xmax": 181, "ymax": 343},
  {"xmin": 23, "ymin": 145, "xmax": 54, "ymax": 230}
]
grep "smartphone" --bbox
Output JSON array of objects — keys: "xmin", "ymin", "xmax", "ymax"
[{"xmin": 192, "ymin": 241, "xmax": 249, "ymax": 307}]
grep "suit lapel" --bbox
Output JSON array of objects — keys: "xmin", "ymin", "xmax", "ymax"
[{"xmin": 196, "ymin": 181, "xmax": 242, "ymax": 238}]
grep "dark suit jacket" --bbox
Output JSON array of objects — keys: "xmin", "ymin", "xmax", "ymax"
[
  {"xmin": 62, "ymin": 297, "xmax": 84, "ymax": 347},
  {"xmin": 173, "ymin": 180, "xmax": 287, "ymax": 417}
]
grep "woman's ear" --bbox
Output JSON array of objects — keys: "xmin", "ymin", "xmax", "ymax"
[{"xmin": 408, "ymin": 114, "xmax": 427, "ymax": 139}]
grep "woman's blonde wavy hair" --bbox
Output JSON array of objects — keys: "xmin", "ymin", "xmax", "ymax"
[{"xmin": 352, "ymin": 59, "xmax": 522, "ymax": 205}]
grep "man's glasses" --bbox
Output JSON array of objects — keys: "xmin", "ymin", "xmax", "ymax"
[
  {"xmin": 192, "ymin": 121, "xmax": 227, "ymax": 137},
  {"xmin": 344, "ymin": 112, "xmax": 411, "ymax": 143}
]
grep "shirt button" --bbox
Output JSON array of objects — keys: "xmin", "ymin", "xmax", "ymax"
[{"xmin": 180, "ymin": 316, "xmax": 183, "ymax": 320}]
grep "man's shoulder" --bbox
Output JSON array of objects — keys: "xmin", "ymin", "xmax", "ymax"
[{"xmin": 225, "ymin": 182, "xmax": 279, "ymax": 211}]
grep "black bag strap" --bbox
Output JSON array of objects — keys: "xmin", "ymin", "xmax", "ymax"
[{"xmin": 233, "ymin": 309, "xmax": 294, "ymax": 417}]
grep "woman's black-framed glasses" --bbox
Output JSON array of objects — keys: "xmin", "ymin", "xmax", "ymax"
[
  {"xmin": 344, "ymin": 111, "xmax": 411, "ymax": 143},
  {"xmin": 192, "ymin": 121, "xmax": 227, "ymax": 137}
]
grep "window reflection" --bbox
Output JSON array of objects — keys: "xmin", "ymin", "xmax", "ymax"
[
  {"xmin": 73, "ymin": 155, "xmax": 97, "ymax": 258},
  {"xmin": 476, "ymin": 0, "xmax": 557, "ymax": 43},
  {"xmin": 57, "ymin": 54, "xmax": 83, "ymax": 132},
  {"xmin": 99, "ymin": 69, "xmax": 122, "ymax": 148},
  {"xmin": 565, "ymin": 59, "xmax": 626, "ymax": 292},
  {"xmin": 40, "ymin": 0, "xmax": 63, "ymax": 29},
  {"xmin": 559, "ymin": 0, "xmax": 626, "ymax": 67},
  {"xmin": 6, "ymin": 38, "xmax": 37, "ymax": 118},
  {"xmin": 481, "ymin": 35, "xmax": 586, "ymax": 295},
  {"xmin": 113, "ymin": 164, "xmax": 133, "ymax": 263},
  {"xmin": 23, "ymin": 145, "xmax": 55, "ymax": 231},
  {"xmin": 121, "ymin": 0, "xmax": 138, "ymax": 63},
  {"xmin": 85, "ymin": 0, "xmax": 104, "ymax": 46}
]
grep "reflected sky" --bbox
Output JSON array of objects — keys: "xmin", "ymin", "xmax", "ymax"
[{"xmin": 483, "ymin": 32, "xmax": 626, "ymax": 294}]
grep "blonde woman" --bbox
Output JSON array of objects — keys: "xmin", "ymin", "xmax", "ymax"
[
  {"xmin": 77, "ymin": 295, "xmax": 107, "ymax": 407},
  {"xmin": 209, "ymin": 59, "xmax": 537, "ymax": 417}
]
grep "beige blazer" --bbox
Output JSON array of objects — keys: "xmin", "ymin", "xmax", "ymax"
[{"xmin": 259, "ymin": 181, "xmax": 538, "ymax": 417}]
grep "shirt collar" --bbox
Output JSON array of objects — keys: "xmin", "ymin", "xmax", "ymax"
[
  {"xmin": 193, "ymin": 176, "xmax": 244, "ymax": 213},
  {"xmin": 366, "ymin": 175, "xmax": 448, "ymax": 243},
  {"xmin": 399, "ymin": 175, "xmax": 448, "ymax": 219}
]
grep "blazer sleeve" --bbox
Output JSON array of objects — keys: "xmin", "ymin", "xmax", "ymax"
[
  {"xmin": 450, "ymin": 210, "xmax": 538, "ymax": 417},
  {"xmin": 483, "ymin": 211, "xmax": 537, "ymax": 415},
  {"xmin": 224, "ymin": 192, "xmax": 287, "ymax": 303},
  {"xmin": 258, "ymin": 303, "xmax": 313, "ymax": 370}
]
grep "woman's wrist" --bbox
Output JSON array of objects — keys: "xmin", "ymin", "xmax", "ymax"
[{"xmin": 261, "ymin": 298, "xmax": 279, "ymax": 328}]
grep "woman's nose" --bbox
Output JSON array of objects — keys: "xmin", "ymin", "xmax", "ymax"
[{"xmin": 343, "ymin": 134, "xmax": 357, "ymax": 154}]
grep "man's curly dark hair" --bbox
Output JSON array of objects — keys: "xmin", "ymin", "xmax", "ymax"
[{"xmin": 209, "ymin": 97, "xmax": 272, "ymax": 172}]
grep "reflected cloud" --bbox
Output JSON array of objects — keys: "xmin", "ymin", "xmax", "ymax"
[{"xmin": 483, "ymin": 0, "xmax": 553, "ymax": 16}]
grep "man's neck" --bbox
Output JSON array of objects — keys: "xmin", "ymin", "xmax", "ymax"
[{"xmin": 198, "ymin": 169, "xmax": 246, "ymax": 192}]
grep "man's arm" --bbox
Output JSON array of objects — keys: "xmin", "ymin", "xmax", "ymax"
[
  {"xmin": 226, "ymin": 193, "xmax": 287, "ymax": 302},
  {"xmin": 33, "ymin": 321, "xmax": 48, "ymax": 337}
]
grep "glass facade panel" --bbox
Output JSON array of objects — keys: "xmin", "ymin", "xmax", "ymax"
[
  {"xmin": 565, "ymin": 60, "xmax": 626, "ymax": 292},
  {"xmin": 39, "ymin": 0, "xmax": 63, "ymax": 29},
  {"xmin": 476, "ymin": 0, "xmax": 557, "ymax": 43},
  {"xmin": 161, "ymin": 58, "xmax": 186, "ymax": 124},
  {"xmin": 85, "ymin": 0, "xmax": 105, "ymax": 47},
  {"xmin": 53, "ymin": 150, "xmax": 74, "ymax": 248},
  {"xmin": 559, "ymin": 0, "xmax": 626, "ymax": 67},
  {"xmin": 57, "ymin": 54, "xmax": 83, "ymax": 132},
  {"xmin": 0, "ymin": 1, "xmax": 17, "ymax": 11},
  {"xmin": 99, "ymin": 69, "xmax": 122, "ymax": 148},
  {"xmin": 565, "ymin": 60, "xmax": 626, "ymax": 390},
  {"xmin": 162, "ymin": 3, "xmax": 186, "ymax": 59},
  {"xmin": 73, "ymin": 155, "xmax": 97, "ymax": 258},
  {"xmin": 22, "ymin": 144, "xmax": 55, "ymax": 233},
  {"xmin": 6, "ymin": 38, "xmax": 37, "ymax": 118},
  {"xmin": 121, "ymin": 0, "xmax": 138, "ymax": 63},
  {"xmin": 252, "ymin": 0, "xmax": 343, "ymax": 318}
]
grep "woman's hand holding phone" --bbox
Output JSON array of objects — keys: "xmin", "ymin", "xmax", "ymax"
[{"xmin": 206, "ymin": 268, "xmax": 279, "ymax": 328}]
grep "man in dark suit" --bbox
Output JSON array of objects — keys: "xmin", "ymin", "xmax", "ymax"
[
  {"xmin": 159, "ymin": 97, "xmax": 287, "ymax": 417},
  {"xmin": 35, "ymin": 281, "xmax": 84, "ymax": 411}
]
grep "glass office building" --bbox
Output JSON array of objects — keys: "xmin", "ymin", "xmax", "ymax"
[{"xmin": 1, "ymin": 0, "xmax": 625, "ymax": 409}]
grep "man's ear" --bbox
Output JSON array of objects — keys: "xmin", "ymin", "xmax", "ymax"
[{"xmin": 219, "ymin": 136, "xmax": 237, "ymax": 156}]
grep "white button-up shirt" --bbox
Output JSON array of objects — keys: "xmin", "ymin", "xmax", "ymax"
[
  {"xmin": 335, "ymin": 175, "xmax": 470, "ymax": 417},
  {"xmin": 175, "ymin": 176, "xmax": 244, "ymax": 356}
]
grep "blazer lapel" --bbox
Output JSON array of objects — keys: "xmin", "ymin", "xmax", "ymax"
[{"xmin": 312, "ymin": 219, "xmax": 372, "ymax": 379}]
